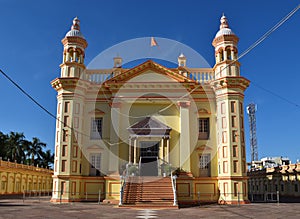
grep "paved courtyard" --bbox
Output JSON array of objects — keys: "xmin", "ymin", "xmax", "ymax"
[{"xmin": 0, "ymin": 198, "xmax": 300, "ymax": 218}]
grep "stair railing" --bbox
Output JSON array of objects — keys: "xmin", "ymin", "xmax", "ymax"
[
  {"xmin": 138, "ymin": 157, "xmax": 142, "ymax": 176},
  {"xmin": 171, "ymin": 171, "xmax": 178, "ymax": 206},
  {"xmin": 119, "ymin": 174, "xmax": 126, "ymax": 205}
]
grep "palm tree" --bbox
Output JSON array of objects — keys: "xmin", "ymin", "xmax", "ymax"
[
  {"xmin": 40, "ymin": 149, "xmax": 54, "ymax": 168},
  {"xmin": 25, "ymin": 137, "xmax": 46, "ymax": 166},
  {"xmin": 6, "ymin": 132, "xmax": 26, "ymax": 162},
  {"xmin": 0, "ymin": 131, "xmax": 8, "ymax": 159}
]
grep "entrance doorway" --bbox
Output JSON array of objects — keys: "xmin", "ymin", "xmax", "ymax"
[{"xmin": 140, "ymin": 142, "xmax": 159, "ymax": 176}]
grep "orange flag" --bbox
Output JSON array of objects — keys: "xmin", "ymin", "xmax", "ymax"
[{"xmin": 150, "ymin": 37, "xmax": 159, "ymax": 47}]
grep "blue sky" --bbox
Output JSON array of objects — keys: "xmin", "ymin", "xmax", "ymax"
[{"xmin": 0, "ymin": 0, "xmax": 299, "ymax": 162}]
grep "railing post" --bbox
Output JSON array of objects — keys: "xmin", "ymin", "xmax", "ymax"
[
  {"xmin": 171, "ymin": 174, "xmax": 178, "ymax": 206},
  {"xmin": 277, "ymin": 191, "xmax": 279, "ymax": 206},
  {"xmin": 85, "ymin": 192, "xmax": 87, "ymax": 201},
  {"xmin": 119, "ymin": 176, "xmax": 124, "ymax": 206},
  {"xmin": 237, "ymin": 192, "xmax": 240, "ymax": 207},
  {"xmin": 98, "ymin": 190, "xmax": 101, "ymax": 205},
  {"xmin": 197, "ymin": 191, "xmax": 200, "ymax": 206},
  {"xmin": 23, "ymin": 190, "xmax": 25, "ymax": 203}
]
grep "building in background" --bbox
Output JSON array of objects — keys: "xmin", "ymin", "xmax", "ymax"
[
  {"xmin": 0, "ymin": 159, "xmax": 53, "ymax": 195},
  {"xmin": 51, "ymin": 15, "xmax": 250, "ymax": 206},
  {"xmin": 248, "ymin": 158, "xmax": 300, "ymax": 202}
]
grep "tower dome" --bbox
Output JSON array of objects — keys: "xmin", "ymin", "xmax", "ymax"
[
  {"xmin": 215, "ymin": 14, "xmax": 235, "ymax": 38},
  {"xmin": 65, "ymin": 17, "xmax": 85, "ymax": 38}
]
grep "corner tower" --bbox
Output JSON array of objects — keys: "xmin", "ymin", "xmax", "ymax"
[
  {"xmin": 60, "ymin": 17, "xmax": 88, "ymax": 78},
  {"xmin": 212, "ymin": 15, "xmax": 250, "ymax": 204},
  {"xmin": 51, "ymin": 17, "xmax": 88, "ymax": 202}
]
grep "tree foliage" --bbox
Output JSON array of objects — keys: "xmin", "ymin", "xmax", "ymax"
[{"xmin": 0, "ymin": 131, "xmax": 54, "ymax": 168}]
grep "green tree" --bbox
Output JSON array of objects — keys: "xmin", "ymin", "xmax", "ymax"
[
  {"xmin": 5, "ymin": 132, "xmax": 26, "ymax": 162},
  {"xmin": 25, "ymin": 137, "xmax": 46, "ymax": 165},
  {"xmin": 0, "ymin": 131, "xmax": 8, "ymax": 159},
  {"xmin": 39, "ymin": 149, "xmax": 54, "ymax": 168}
]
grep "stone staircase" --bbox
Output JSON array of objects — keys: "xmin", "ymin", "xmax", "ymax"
[{"xmin": 121, "ymin": 176, "xmax": 178, "ymax": 208}]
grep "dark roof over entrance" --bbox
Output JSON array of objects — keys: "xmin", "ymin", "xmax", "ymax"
[{"xmin": 127, "ymin": 117, "xmax": 172, "ymax": 136}]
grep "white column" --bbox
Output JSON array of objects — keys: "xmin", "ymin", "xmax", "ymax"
[
  {"xmin": 166, "ymin": 138, "xmax": 170, "ymax": 163},
  {"xmin": 224, "ymin": 50, "xmax": 227, "ymax": 60},
  {"xmin": 179, "ymin": 101, "xmax": 191, "ymax": 172},
  {"xmin": 128, "ymin": 138, "xmax": 132, "ymax": 163},
  {"xmin": 108, "ymin": 102, "xmax": 121, "ymax": 174},
  {"xmin": 160, "ymin": 138, "xmax": 164, "ymax": 160},
  {"xmin": 231, "ymin": 50, "xmax": 235, "ymax": 60},
  {"xmin": 133, "ymin": 138, "xmax": 137, "ymax": 164}
]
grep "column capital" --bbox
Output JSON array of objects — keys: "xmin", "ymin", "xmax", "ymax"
[
  {"xmin": 110, "ymin": 102, "xmax": 122, "ymax": 108},
  {"xmin": 177, "ymin": 101, "xmax": 190, "ymax": 108}
]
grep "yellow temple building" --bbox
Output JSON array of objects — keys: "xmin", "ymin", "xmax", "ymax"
[{"xmin": 51, "ymin": 15, "xmax": 250, "ymax": 206}]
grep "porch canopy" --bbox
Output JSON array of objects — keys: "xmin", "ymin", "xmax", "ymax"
[
  {"xmin": 127, "ymin": 116, "xmax": 171, "ymax": 136},
  {"xmin": 127, "ymin": 116, "xmax": 172, "ymax": 165}
]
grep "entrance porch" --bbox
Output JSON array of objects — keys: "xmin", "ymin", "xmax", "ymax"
[{"xmin": 127, "ymin": 117, "xmax": 172, "ymax": 176}]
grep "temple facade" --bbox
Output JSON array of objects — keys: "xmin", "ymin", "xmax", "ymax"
[{"xmin": 51, "ymin": 15, "xmax": 250, "ymax": 205}]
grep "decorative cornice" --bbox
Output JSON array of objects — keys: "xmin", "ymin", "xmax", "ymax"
[
  {"xmin": 51, "ymin": 77, "xmax": 90, "ymax": 92},
  {"xmin": 61, "ymin": 36, "xmax": 88, "ymax": 49},
  {"xmin": 211, "ymin": 76, "xmax": 250, "ymax": 92},
  {"xmin": 177, "ymin": 101, "xmax": 191, "ymax": 108},
  {"xmin": 212, "ymin": 34, "xmax": 239, "ymax": 47}
]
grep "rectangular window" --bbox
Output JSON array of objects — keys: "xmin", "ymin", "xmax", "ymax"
[
  {"xmin": 64, "ymin": 102, "xmax": 70, "ymax": 113},
  {"xmin": 234, "ymin": 183, "xmax": 239, "ymax": 196},
  {"xmin": 63, "ymin": 130, "xmax": 68, "ymax": 142},
  {"xmin": 199, "ymin": 154, "xmax": 211, "ymax": 177},
  {"xmin": 231, "ymin": 116, "xmax": 237, "ymax": 127},
  {"xmin": 231, "ymin": 101, "xmax": 236, "ymax": 113},
  {"xmin": 63, "ymin": 116, "xmax": 69, "ymax": 127},
  {"xmin": 198, "ymin": 118, "xmax": 209, "ymax": 140},
  {"xmin": 281, "ymin": 184, "xmax": 284, "ymax": 192},
  {"xmin": 239, "ymin": 102, "xmax": 243, "ymax": 115},
  {"xmin": 72, "ymin": 160, "xmax": 77, "ymax": 173},
  {"xmin": 233, "ymin": 145, "xmax": 238, "ymax": 157},
  {"xmin": 90, "ymin": 153, "xmax": 101, "ymax": 176},
  {"xmin": 61, "ymin": 181, "xmax": 66, "ymax": 195},
  {"xmin": 72, "ymin": 182, "xmax": 76, "ymax": 195},
  {"xmin": 90, "ymin": 118, "xmax": 103, "ymax": 139},
  {"xmin": 240, "ymin": 116, "xmax": 244, "ymax": 128},
  {"xmin": 232, "ymin": 131, "xmax": 238, "ymax": 142},
  {"xmin": 62, "ymin": 145, "xmax": 67, "ymax": 157},
  {"xmin": 222, "ymin": 146, "xmax": 227, "ymax": 158},
  {"xmin": 61, "ymin": 160, "xmax": 67, "ymax": 172},
  {"xmin": 233, "ymin": 160, "xmax": 238, "ymax": 173},
  {"xmin": 73, "ymin": 145, "xmax": 78, "ymax": 158},
  {"xmin": 295, "ymin": 184, "xmax": 299, "ymax": 192}
]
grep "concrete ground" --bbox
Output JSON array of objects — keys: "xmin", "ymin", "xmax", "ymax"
[{"xmin": 0, "ymin": 198, "xmax": 300, "ymax": 219}]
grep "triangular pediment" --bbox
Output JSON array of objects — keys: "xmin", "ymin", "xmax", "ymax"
[
  {"xmin": 128, "ymin": 116, "xmax": 172, "ymax": 136},
  {"xmin": 104, "ymin": 60, "xmax": 194, "ymax": 85},
  {"xmin": 86, "ymin": 144, "xmax": 104, "ymax": 151},
  {"xmin": 88, "ymin": 109, "xmax": 105, "ymax": 115},
  {"xmin": 195, "ymin": 145, "xmax": 213, "ymax": 151}
]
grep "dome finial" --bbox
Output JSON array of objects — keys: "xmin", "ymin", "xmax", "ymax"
[
  {"xmin": 71, "ymin": 17, "xmax": 80, "ymax": 31},
  {"xmin": 220, "ymin": 14, "xmax": 229, "ymax": 29}
]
